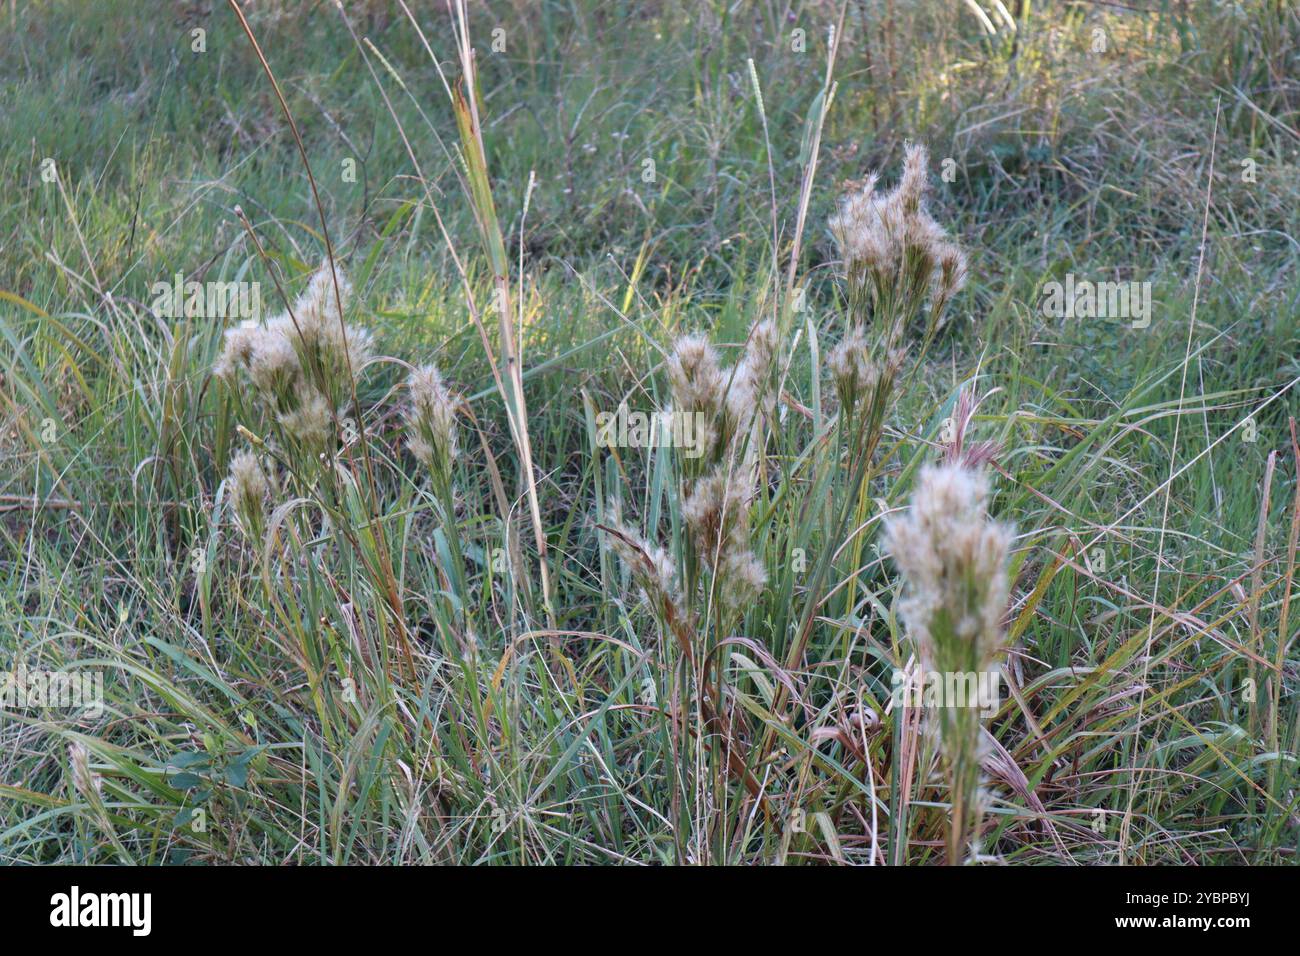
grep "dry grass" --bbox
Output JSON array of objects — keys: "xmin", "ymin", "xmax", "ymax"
[{"xmin": 1, "ymin": 0, "xmax": 1298, "ymax": 865}]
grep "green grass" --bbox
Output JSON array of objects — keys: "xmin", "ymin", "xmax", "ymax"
[{"xmin": 1, "ymin": 0, "xmax": 1299, "ymax": 864}]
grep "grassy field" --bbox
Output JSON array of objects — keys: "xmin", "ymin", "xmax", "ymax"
[{"xmin": 1, "ymin": 0, "xmax": 1298, "ymax": 865}]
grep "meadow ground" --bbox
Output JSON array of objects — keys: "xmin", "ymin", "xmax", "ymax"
[{"xmin": 1, "ymin": 0, "xmax": 1298, "ymax": 865}]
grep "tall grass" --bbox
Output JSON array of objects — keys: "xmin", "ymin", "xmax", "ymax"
[{"xmin": 1, "ymin": 0, "xmax": 1298, "ymax": 864}]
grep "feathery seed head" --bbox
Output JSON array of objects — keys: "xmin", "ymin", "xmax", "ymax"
[
  {"xmin": 742, "ymin": 318, "xmax": 779, "ymax": 375},
  {"xmin": 68, "ymin": 741, "xmax": 101, "ymax": 800},
  {"xmin": 276, "ymin": 387, "xmax": 333, "ymax": 449},
  {"xmin": 667, "ymin": 335, "xmax": 727, "ymax": 464},
  {"xmin": 682, "ymin": 470, "xmax": 751, "ymax": 564},
  {"xmin": 405, "ymin": 363, "xmax": 459, "ymax": 470},
  {"xmin": 283, "ymin": 263, "xmax": 371, "ymax": 397},
  {"xmin": 228, "ymin": 448, "xmax": 269, "ymax": 540},
  {"xmin": 931, "ymin": 243, "xmax": 969, "ymax": 325},
  {"xmin": 719, "ymin": 549, "xmax": 767, "ymax": 609},
  {"xmin": 604, "ymin": 510, "xmax": 684, "ymax": 625},
  {"xmin": 828, "ymin": 328, "xmax": 878, "ymax": 413},
  {"xmin": 885, "ymin": 464, "xmax": 1013, "ymax": 672},
  {"xmin": 229, "ymin": 449, "xmax": 268, "ymax": 511},
  {"xmin": 828, "ymin": 173, "xmax": 880, "ymax": 262},
  {"xmin": 831, "ymin": 144, "xmax": 967, "ymax": 335},
  {"xmin": 898, "ymin": 142, "xmax": 930, "ymax": 216},
  {"xmin": 296, "ymin": 261, "xmax": 352, "ymax": 341},
  {"xmin": 211, "ymin": 263, "xmax": 377, "ymax": 458},
  {"xmin": 214, "ymin": 321, "xmax": 264, "ymax": 382},
  {"xmin": 667, "ymin": 335, "xmax": 726, "ymax": 414},
  {"xmin": 245, "ymin": 322, "xmax": 301, "ymax": 395},
  {"xmin": 725, "ymin": 319, "xmax": 780, "ymax": 433},
  {"xmin": 885, "ymin": 463, "xmax": 1010, "ymax": 865},
  {"xmin": 681, "ymin": 468, "xmax": 766, "ymax": 608}
]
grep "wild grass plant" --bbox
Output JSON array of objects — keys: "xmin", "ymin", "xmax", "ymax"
[{"xmin": 1, "ymin": 0, "xmax": 1299, "ymax": 866}]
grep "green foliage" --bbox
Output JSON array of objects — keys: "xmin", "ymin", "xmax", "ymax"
[{"xmin": 1, "ymin": 0, "xmax": 1298, "ymax": 865}]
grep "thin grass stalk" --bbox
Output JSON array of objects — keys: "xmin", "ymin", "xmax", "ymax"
[
  {"xmin": 447, "ymin": 0, "xmax": 556, "ymax": 636},
  {"xmin": 225, "ymin": 0, "xmax": 418, "ymax": 684}
]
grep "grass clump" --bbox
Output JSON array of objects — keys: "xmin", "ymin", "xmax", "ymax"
[{"xmin": 2, "ymin": 0, "xmax": 1299, "ymax": 866}]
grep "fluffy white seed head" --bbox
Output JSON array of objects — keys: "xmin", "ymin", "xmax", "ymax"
[
  {"xmin": 719, "ymin": 549, "xmax": 767, "ymax": 609},
  {"xmin": 290, "ymin": 263, "xmax": 372, "ymax": 377},
  {"xmin": 884, "ymin": 464, "xmax": 1013, "ymax": 672},
  {"xmin": 405, "ymin": 363, "xmax": 459, "ymax": 468},
  {"xmin": 229, "ymin": 449, "xmax": 267, "ymax": 509},
  {"xmin": 214, "ymin": 323, "xmax": 255, "ymax": 382},
  {"xmin": 726, "ymin": 319, "xmax": 779, "ymax": 431},
  {"xmin": 605, "ymin": 509, "xmax": 684, "ymax": 625},
  {"xmin": 827, "ymin": 328, "xmax": 878, "ymax": 411},
  {"xmin": 668, "ymin": 335, "xmax": 727, "ymax": 419},
  {"xmin": 681, "ymin": 467, "xmax": 766, "ymax": 608},
  {"xmin": 828, "ymin": 173, "xmax": 880, "ymax": 265},
  {"xmin": 213, "ymin": 262, "xmax": 371, "ymax": 418},
  {"xmin": 682, "ymin": 469, "xmax": 750, "ymax": 563},
  {"xmin": 68, "ymin": 741, "xmax": 101, "ymax": 800},
  {"xmin": 228, "ymin": 449, "xmax": 269, "ymax": 538},
  {"xmin": 666, "ymin": 334, "xmax": 729, "ymax": 467},
  {"xmin": 898, "ymin": 142, "xmax": 930, "ymax": 215},
  {"xmin": 931, "ymin": 242, "xmax": 969, "ymax": 324},
  {"xmin": 276, "ymin": 387, "xmax": 333, "ymax": 448},
  {"xmin": 830, "ymin": 144, "xmax": 966, "ymax": 332},
  {"xmin": 245, "ymin": 323, "xmax": 301, "ymax": 395}
]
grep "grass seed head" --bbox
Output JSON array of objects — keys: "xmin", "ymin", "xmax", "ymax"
[
  {"xmin": 831, "ymin": 144, "xmax": 966, "ymax": 335},
  {"xmin": 246, "ymin": 322, "xmax": 301, "ymax": 395},
  {"xmin": 213, "ymin": 263, "xmax": 372, "ymax": 442},
  {"xmin": 276, "ymin": 387, "xmax": 334, "ymax": 450},
  {"xmin": 827, "ymin": 327, "xmax": 878, "ymax": 414},
  {"xmin": 898, "ymin": 142, "xmax": 930, "ymax": 215},
  {"xmin": 719, "ymin": 548, "xmax": 767, "ymax": 609},
  {"xmin": 214, "ymin": 321, "xmax": 263, "ymax": 382},
  {"xmin": 682, "ymin": 470, "xmax": 747, "ymax": 561},
  {"xmin": 725, "ymin": 318, "xmax": 779, "ymax": 432},
  {"xmin": 931, "ymin": 242, "xmax": 969, "ymax": 324},
  {"xmin": 405, "ymin": 363, "xmax": 459, "ymax": 469},
  {"xmin": 682, "ymin": 467, "xmax": 765, "ymax": 605},
  {"xmin": 885, "ymin": 463, "xmax": 1013, "ymax": 672},
  {"xmin": 228, "ymin": 448, "xmax": 269, "ymax": 539},
  {"xmin": 289, "ymin": 262, "xmax": 373, "ymax": 390},
  {"xmin": 668, "ymin": 335, "xmax": 727, "ymax": 418},
  {"xmin": 68, "ymin": 741, "xmax": 101, "ymax": 800},
  {"xmin": 605, "ymin": 509, "xmax": 684, "ymax": 626}
]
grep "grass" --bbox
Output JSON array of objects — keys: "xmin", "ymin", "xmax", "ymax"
[{"xmin": 1, "ymin": 0, "xmax": 1299, "ymax": 865}]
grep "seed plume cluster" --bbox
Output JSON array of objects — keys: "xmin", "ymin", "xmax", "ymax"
[
  {"xmin": 829, "ymin": 143, "xmax": 968, "ymax": 339},
  {"xmin": 215, "ymin": 262, "xmax": 371, "ymax": 450},
  {"xmin": 213, "ymin": 262, "xmax": 461, "ymax": 554},
  {"xmin": 404, "ymin": 363, "xmax": 459, "ymax": 474},
  {"xmin": 885, "ymin": 463, "xmax": 1013, "ymax": 673},
  {"xmin": 885, "ymin": 462, "xmax": 1014, "ymax": 864},
  {"xmin": 826, "ymin": 146, "xmax": 965, "ymax": 420},
  {"xmin": 603, "ymin": 317, "xmax": 779, "ymax": 618},
  {"xmin": 674, "ymin": 320, "xmax": 779, "ymax": 609},
  {"xmin": 227, "ymin": 448, "xmax": 270, "ymax": 541}
]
